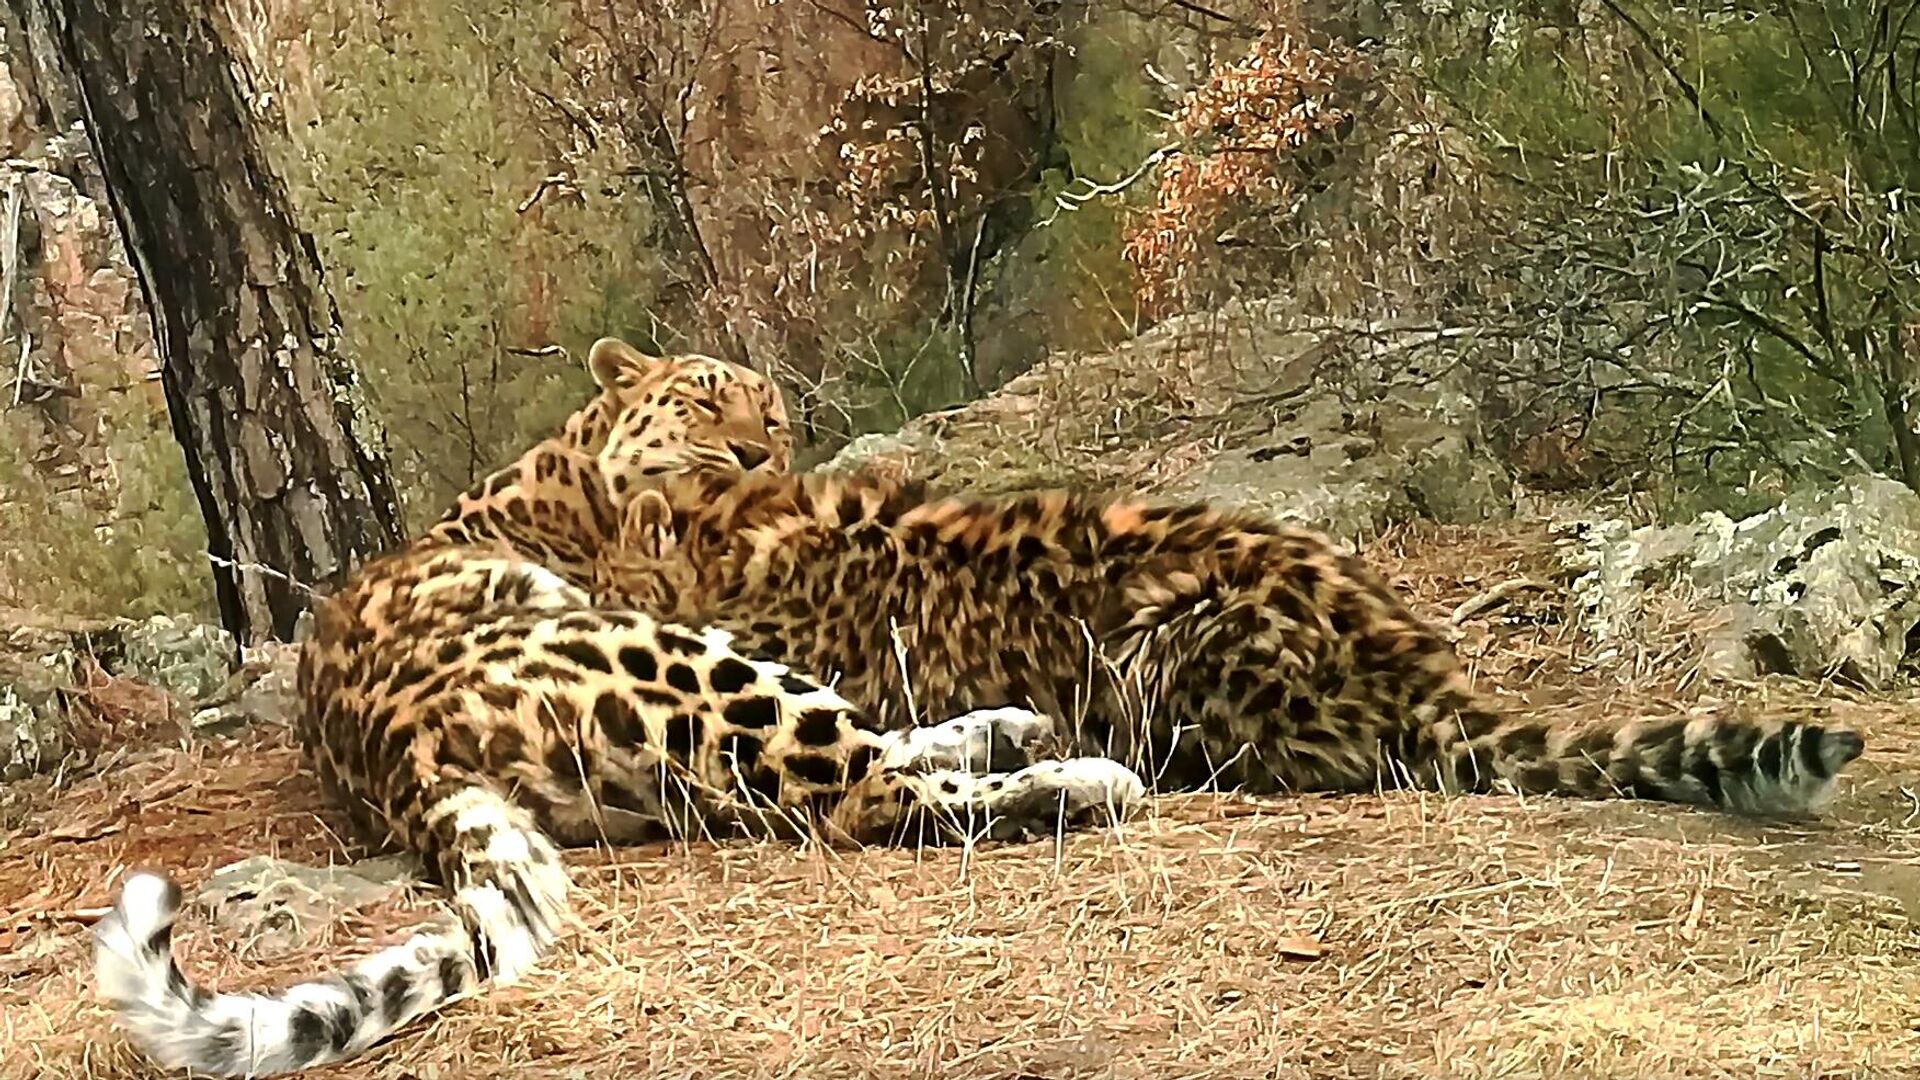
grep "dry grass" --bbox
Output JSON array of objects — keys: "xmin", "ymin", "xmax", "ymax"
[{"xmin": 2, "ymin": 522, "xmax": 1917, "ymax": 1080}]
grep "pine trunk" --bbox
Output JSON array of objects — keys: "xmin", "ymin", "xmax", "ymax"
[{"xmin": 36, "ymin": 0, "xmax": 404, "ymax": 644}]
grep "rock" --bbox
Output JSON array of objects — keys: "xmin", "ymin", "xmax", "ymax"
[
  {"xmin": 0, "ymin": 621, "xmax": 95, "ymax": 780},
  {"xmin": 4, "ymin": 96, "xmax": 163, "ymax": 512},
  {"xmin": 1157, "ymin": 382, "xmax": 1512, "ymax": 546},
  {"xmin": 0, "ymin": 57, "xmax": 26, "ymax": 158},
  {"xmin": 116, "ymin": 614, "xmax": 236, "ymax": 703},
  {"xmin": 190, "ymin": 639, "xmax": 300, "ymax": 734},
  {"xmin": 1563, "ymin": 474, "xmax": 1920, "ymax": 688},
  {"xmin": 0, "ymin": 680, "xmax": 67, "ymax": 781},
  {"xmin": 818, "ymin": 301, "xmax": 1513, "ymax": 543},
  {"xmin": 821, "ymin": 431, "xmax": 921, "ymax": 476},
  {"xmin": 190, "ymin": 854, "xmax": 417, "ymax": 956},
  {"xmin": 0, "ymin": 611, "xmax": 291, "ymax": 776}
]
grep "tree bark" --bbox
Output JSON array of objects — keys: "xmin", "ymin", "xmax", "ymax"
[
  {"xmin": 35, "ymin": 0, "xmax": 404, "ymax": 644},
  {"xmin": 0, "ymin": 1, "xmax": 81, "ymax": 147}
]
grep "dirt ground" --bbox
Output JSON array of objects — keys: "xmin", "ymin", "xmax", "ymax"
[{"xmin": 1, "ymin": 522, "xmax": 1915, "ymax": 1080}]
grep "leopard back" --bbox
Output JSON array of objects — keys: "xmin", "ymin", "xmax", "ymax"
[{"xmin": 593, "ymin": 465, "xmax": 1866, "ymax": 818}]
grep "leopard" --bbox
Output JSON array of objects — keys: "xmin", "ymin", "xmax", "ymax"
[
  {"xmin": 90, "ymin": 337, "xmax": 1144, "ymax": 1078},
  {"xmin": 591, "ymin": 464, "xmax": 1867, "ymax": 816}
]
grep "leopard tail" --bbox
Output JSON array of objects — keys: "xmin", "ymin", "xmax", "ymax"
[
  {"xmin": 1415, "ymin": 675, "xmax": 1864, "ymax": 815},
  {"xmin": 93, "ymin": 780, "xmax": 567, "ymax": 1076}
]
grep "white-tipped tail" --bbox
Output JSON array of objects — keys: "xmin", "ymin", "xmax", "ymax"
[{"xmin": 94, "ymin": 786, "xmax": 570, "ymax": 1076}]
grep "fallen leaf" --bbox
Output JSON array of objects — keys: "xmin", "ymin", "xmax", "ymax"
[{"xmin": 1275, "ymin": 935, "xmax": 1325, "ymax": 961}]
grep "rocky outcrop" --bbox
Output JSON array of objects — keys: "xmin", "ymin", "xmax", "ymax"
[
  {"xmin": 0, "ymin": 627, "xmax": 75, "ymax": 779},
  {"xmin": 0, "ymin": 12, "xmax": 163, "ymax": 511},
  {"xmin": 190, "ymin": 854, "xmax": 419, "ymax": 955},
  {"xmin": 1563, "ymin": 475, "xmax": 1920, "ymax": 688},
  {"xmin": 824, "ymin": 301, "xmax": 1514, "ymax": 544},
  {"xmin": 1154, "ymin": 382, "xmax": 1511, "ymax": 546},
  {"xmin": 0, "ymin": 612, "xmax": 298, "ymax": 777}
]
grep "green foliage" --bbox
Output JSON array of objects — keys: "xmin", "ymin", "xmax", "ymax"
[
  {"xmin": 1425, "ymin": 30, "xmax": 1623, "ymax": 161},
  {"xmin": 999, "ymin": 13, "xmax": 1162, "ymax": 354},
  {"xmin": 0, "ymin": 411, "xmax": 212, "ymax": 621},
  {"xmin": 287, "ymin": 0, "xmax": 668, "ymax": 525},
  {"xmin": 834, "ymin": 324, "xmax": 976, "ymax": 435},
  {"xmin": 1388, "ymin": 0, "xmax": 1920, "ymax": 515}
]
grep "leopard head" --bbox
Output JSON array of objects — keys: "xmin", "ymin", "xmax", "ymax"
[
  {"xmin": 424, "ymin": 336, "xmax": 791, "ymax": 558},
  {"xmin": 580, "ymin": 336, "xmax": 793, "ymax": 506}
]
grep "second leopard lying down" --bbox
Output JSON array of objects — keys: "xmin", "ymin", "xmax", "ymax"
[{"xmin": 597, "ymin": 467, "xmax": 1866, "ymax": 813}]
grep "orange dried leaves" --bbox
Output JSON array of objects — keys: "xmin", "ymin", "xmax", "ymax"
[{"xmin": 1125, "ymin": 28, "xmax": 1361, "ymax": 316}]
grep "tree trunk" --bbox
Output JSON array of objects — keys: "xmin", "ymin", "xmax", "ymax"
[{"xmin": 35, "ymin": 0, "xmax": 404, "ymax": 644}]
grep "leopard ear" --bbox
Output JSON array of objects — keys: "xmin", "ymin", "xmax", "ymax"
[{"xmin": 587, "ymin": 337, "xmax": 660, "ymax": 391}]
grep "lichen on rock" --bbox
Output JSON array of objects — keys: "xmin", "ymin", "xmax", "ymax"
[{"xmin": 1563, "ymin": 474, "xmax": 1920, "ymax": 688}]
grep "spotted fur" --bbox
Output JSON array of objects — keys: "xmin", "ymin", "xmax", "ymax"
[
  {"xmin": 594, "ymin": 467, "xmax": 1867, "ymax": 814},
  {"xmin": 93, "ymin": 338, "xmax": 1144, "ymax": 1077}
]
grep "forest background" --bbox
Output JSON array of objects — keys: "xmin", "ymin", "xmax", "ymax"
[{"xmin": 2, "ymin": 0, "xmax": 1915, "ymax": 625}]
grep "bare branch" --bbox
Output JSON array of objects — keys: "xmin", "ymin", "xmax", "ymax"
[
  {"xmin": 1039, "ymin": 144, "xmax": 1179, "ymax": 226},
  {"xmin": 516, "ymin": 172, "xmax": 577, "ymax": 214}
]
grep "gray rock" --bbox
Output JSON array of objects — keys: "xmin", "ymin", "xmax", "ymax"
[
  {"xmin": 190, "ymin": 640, "xmax": 300, "ymax": 734},
  {"xmin": 821, "ymin": 431, "xmax": 922, "ymax": 476},
  {"xmin": 0, "ymin": 611, "xmax": 285, "ymax": 777},
  {"xmin": 1158, "ymin": 383, "xmax": 1512, "ymax": 546},
  {"xmin": 0, "ymin": 680, "xmax": 66, "ymax": 780},
  {"xmin": 817, "ymin": 302, "xmax": 1514, "ymax": 543},
  {"xmin": 1563, "ymin": 474, "xmax": 1920, "ymax": 688},
  {"xmin": 0, "ymin": 624, "xmax": 89, "ymax": 779},
  {"xmin": 117, "ymin": 614, "xmax": 236, "ymax": 703},
  {"xmin": 190, "ymin": 854, "xmax": 418, "ymax": 955}
]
